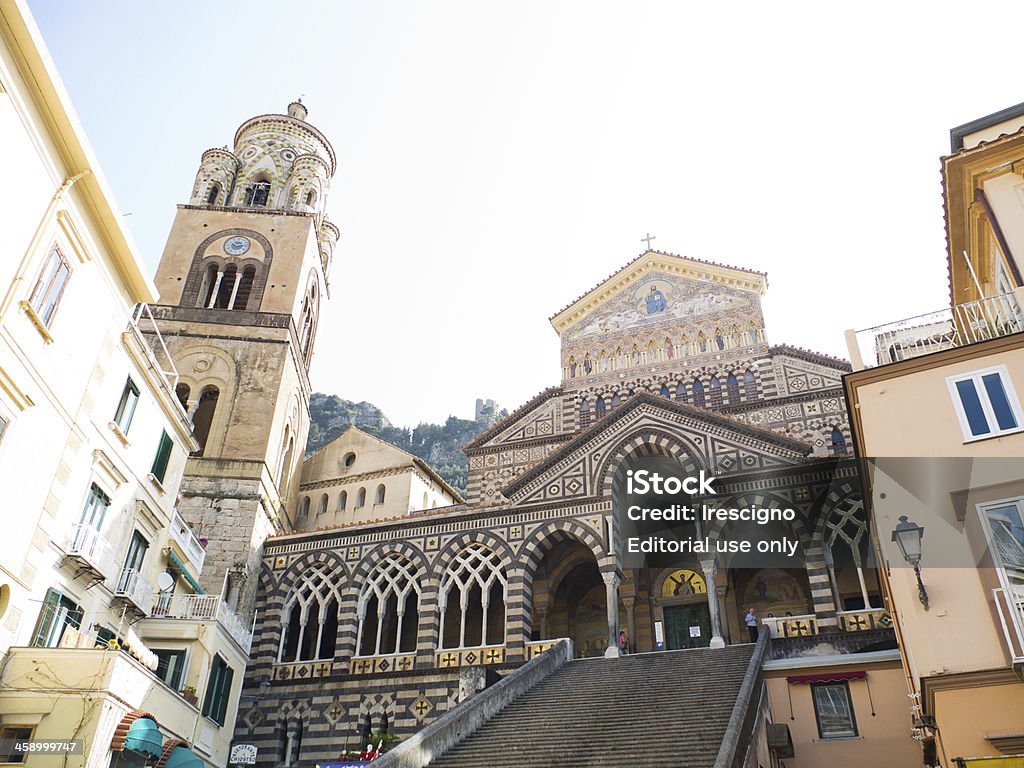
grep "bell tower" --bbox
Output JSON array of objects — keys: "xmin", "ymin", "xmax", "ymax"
[{"xmin": 151, "ymin": 101, "xmax": 340, "ymax": 621}]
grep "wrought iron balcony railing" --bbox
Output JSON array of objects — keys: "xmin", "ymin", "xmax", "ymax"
[
  {"xmin": 850, "ymin": 292, "xmax": 1024, "ymax": 370},
  {"xmin": 150, "ymin": 594, "xmax": 253, "ymax": 654},
  {"xmin": 65, "ymin": 523, "xmax": 116, "ymax": 580},
  {"xmin": 115, "ymin": 568, "xmax": 155, "ymax": 615}
]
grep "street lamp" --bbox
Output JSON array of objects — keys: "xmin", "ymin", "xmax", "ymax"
[{"xmin": 892, "ymin": 515, "xmax": 929, "ymax": 610}]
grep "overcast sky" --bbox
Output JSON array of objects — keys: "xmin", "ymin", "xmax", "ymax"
[{"xmin": 28, "ymin": 1, "xmax": 1024, "ymax": 427}]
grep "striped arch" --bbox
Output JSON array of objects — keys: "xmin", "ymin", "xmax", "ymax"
[
  {"xmin": 511, "ymin": 519, "xmax": 610, "ymax": 652},
  {"xmin": 596, "ymin": 427, "xmax": 705, "ymax": 499}
]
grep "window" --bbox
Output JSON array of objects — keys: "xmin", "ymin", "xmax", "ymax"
[
  {"xmin": 123, "ymin": 531, "xmax": 149, "ymax": 573},
  {"xmin": 0, "ymin": 727, "xmax": 34, "ymax": 763},
  {"xmin": 234, "ymin": 266, "xmax": 256, "ymax": 311},
  {"xmin": 206, "ymin": 183, "xmax": 221, "ymax": 205},
  {"xmin": 244, "ymin": 180, "xmax": 271, "ymax": 207},
  {"xmin": 299, "ymin": 497, "xmax": 310, "ymax": 517},
  {"xmin": 318, "ymin": 494, "xmax": 328, "ymax": 516},
  {"xmin": 343, "ymin": 452, "xmax": 356, "ymax": 467},
  {"xmin": 948, "ymin": 366, "xmax": 1023, "ymax": 440},
  {"xmin": 693, "ymin": 379, "xmax": 706, "ymax": 408},
  {"xmin": 113, "ymin": 378, "xmax": 140, "ymax": 434},
  {"xmin": 80, "ymin": 483, "xmax": 110, "ymax": 529},
  {"xmin": 192, "ymin": 387, "xmax": 219, "ymax": 455},
  {"xmin": 278, "ymin": 566, "xmax": 340, "ymax": 662},
  {"xmin": 357, "ymin": 554, "xmax": 421, "ymax": 656},
  {"xmin": 979, "ymin": 499, "xmax": 1024, "ymax": 592},
  {"xmin": 28, "ymin": 246, "xmax": 71, "ymax": 328},
  {"xmin": 30, "ymin": 589, "xmax": 83, "ymax": 648},
  {"xmin": 811, "ymin": 682, "xmax": 858, "ymax": 738},
  {"xmin": 175, "ymin": 383, "xmax": 190, "ymax": 410},
  {"xmin": 439, "ymin": 544, "xmax": 507, "ymax": 649},
  {"xmin": 726, "ymin": 374, "xmax": 740, "ymax": 403},
  {"xmin": 595, "ymin": 397, "xmax": 606, "ymax": 418},
  {"xmin": 155, "ymin": 649, "xmax": 186, "ymax": 690},
  {"xmin": 337, "ymin": 491, "xmax": 347, "ymax": 511},
  {"xmin": 151, "ymin": 431, "xmax": 174, "ymax": 484},
  {"xmin": 375, "ymin": 484, "xmax": 386, "ymax": 504},
  {"xmin": 355, "ymin": 487, "xmax": 366, "ymax": 508},
  {"xmin": 201, "ymin": 654, "xmax": 235, "ymax": 726},
  {"xmin": 708, "ymin": 376, "xmax": 722, "ymax": 408},
  {"xmin": 830, "ymin": 427, "xmax": 847, "ymax": 457}
]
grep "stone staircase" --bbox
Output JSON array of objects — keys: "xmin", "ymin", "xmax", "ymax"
[{"xmin": 426, "ymin": 644, "xmax": 756, "ymax": 768}]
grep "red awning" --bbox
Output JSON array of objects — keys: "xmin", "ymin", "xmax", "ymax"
[{"xmin": 786, "ymin": 671, "xmax": 867, "ymax": 685}]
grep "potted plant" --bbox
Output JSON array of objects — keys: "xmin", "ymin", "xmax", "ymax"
[{"xmin": 180, "ymin": 685, "xmax": 198, "ymax": 705}]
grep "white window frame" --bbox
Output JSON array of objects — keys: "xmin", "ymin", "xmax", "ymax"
[
  {"xmin": 946, "ymin": 365, "xmax": 1024, "ymax": 442},
  {"xmin": 976, "ymin": 496, "xmax": 1024, "ymax": 594}
]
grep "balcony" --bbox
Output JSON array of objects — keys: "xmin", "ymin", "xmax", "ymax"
[
  {"xmin": 150, "ymin": 594, "xmax": 253, "ymax": 654},
  {"xmin": 115, "ymin": 568, "xmax": 155, "ymax": 616},
  {"xmin": 168, "ymin": 509, "xmax": 206, "ymax": 574},
  {"xmin": 65, "ymin": 523, "xmax": 116, "ymax": 583},
  {"xmin": 848, "ymin": 292, "xmax": 1024, "ymax": 370},
  {"xmin": 993, "ymin": 587, "xmax": 1024, "ymax": 678}
]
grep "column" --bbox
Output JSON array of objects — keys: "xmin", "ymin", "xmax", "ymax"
[
  {"xmin": 537, "ymin": 606, "xmax": 549, "ymax": 640},
  {"xmin": 622, "ymin": 597, "xmax": 637, "ymax": 653},
  {"xmin": 602, "ymin": 571, "xmax": 621, "ymax": 657},
  {"xmin": 700, "ymin": 559, "xmax": 726, "ymax": 649}
]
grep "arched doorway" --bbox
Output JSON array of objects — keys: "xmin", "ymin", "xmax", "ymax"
[{"xmin": 530, "ymin": 538, "xmax": 614, "ymax": 657}]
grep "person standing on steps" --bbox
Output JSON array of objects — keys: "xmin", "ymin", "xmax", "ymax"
[
  {"xmin": 745, "ymin": 607, "xmax": 759, "ymax": 643},
  {"xmin": 618, "ymin": 629, "xmax": 630, "ymax": 655}
]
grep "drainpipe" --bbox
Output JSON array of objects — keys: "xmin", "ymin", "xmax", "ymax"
[{"xmin": 0, "ymin": 169, "xmax": 91, "ymax": 324}]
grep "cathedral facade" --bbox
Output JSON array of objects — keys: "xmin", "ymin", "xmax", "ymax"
[{"xmin": 230, "ymin": 249, "xmax": 900, "ymax": 764}]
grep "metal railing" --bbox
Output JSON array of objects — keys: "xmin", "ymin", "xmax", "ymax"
[
  {"xmin": 168, "ymin": 509, "xmax": 206, "ymax": 573},
  {"xmin": 993, "ymin": 587, "xmax": 1024, "ymax": 666},
  {"xmin": 150, "ymin": 594, "xmax": 253, "ymax": 653},
  {"xmin": 852, "ymin": 292, "xmax": 1024, "ymax": 369},
  {"xmin": 115, "ymin": 568, "xmax": 155, "ymax": 614},
  {"xmin": 66, "ymin": 523, "xmax": 115, "ymax": 578},
  {"xmin": 129, "ymin": 302, "xmax": 179, "ymax": 390}
]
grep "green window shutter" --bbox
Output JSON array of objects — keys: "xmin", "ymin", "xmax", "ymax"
[
  {"xmin": 151, "ymin": 431, "xmax": 173, "ymax": 483},
  {"xmin": 30, "ymin": 589, "xmax": 61, "ymax": 647},
  {"xmin": 216, "ymin": 664, "xmax": 234, "ymax": 725}
]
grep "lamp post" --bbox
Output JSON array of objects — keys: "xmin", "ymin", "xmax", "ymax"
[{"xmin": 892, "ymin": 515, "xmax": 928, "ymax": 610}]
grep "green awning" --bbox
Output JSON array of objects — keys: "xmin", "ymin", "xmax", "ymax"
[
  {"xmin": 124, "ymin": 717, "xmax": 163, "ymax": 758},
  {"xmin": 167, "ymin": 550, "xmax": 205, "ymax": 594},
  {"xmin": 163, "ymin": 747, "xmax": 205, "ymax": 768}
]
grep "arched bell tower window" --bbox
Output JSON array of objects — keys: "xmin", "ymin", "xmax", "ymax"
[
  {"xmin": 214, "ymin": 265, "xmax": 237, "ymax": 309},
  {"xmin": 206, "ymin": 183, "xmax": 221, "ymax": 205},
  {"xmin": 305, "ymin": 189, "xmax": 316, "ymax": 207},
  {"xmin": 192, "ymin": 386, "xmax": 219, "ymax": 456},
  {"xmin": 244, "ymin": 177, "xmax": 272, "ymax": 207},
  {"xmin": 175, "ymin": 383, "xmax": 190, "ymax": 410},
  {"xmin": 234, "ymin": 267, "xmax": 256, "ymax": 311}
]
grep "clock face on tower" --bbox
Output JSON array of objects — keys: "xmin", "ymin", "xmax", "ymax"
[{"xmin": 224, "ymin": 236, "xmax": 251, "ymax": 256}]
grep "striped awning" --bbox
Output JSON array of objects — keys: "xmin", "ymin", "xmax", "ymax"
[
  {"xmin": 786, "ymin": 671, "xmax": 866, "ymax": 685},
  {"xmin": 110, "ymin": 711, "xmax": 161, "ymax": 755}
]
